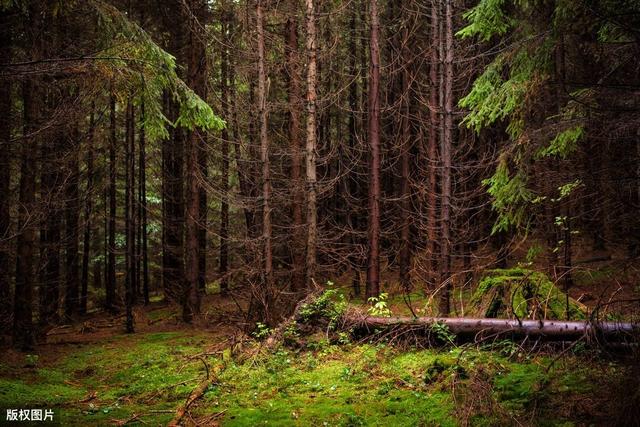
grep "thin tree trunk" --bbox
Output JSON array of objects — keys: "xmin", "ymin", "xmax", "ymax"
[
  {"xmin": 219, "ymin": 7, "xmax": 231, "ymax": 295},
  {"xmin": 399, "ymin": 24, "xmax": 412, "ymax": 291},
  {"xmin": 347, "ymin": 0, "xmax": 361, "ymax": 297},
  {"xmin": 107, "ymin": 93, "xmax": 117, "ymax": 312},
  {"xmin": 124, "ymin": 101, "xmax": 134, "ymax": 332},
  {"xmin": 80, "ymin": 107, "xmax": 95, "ymax": 315},
  {"xmin": 64, "ymin": 125, "xmax": 80, "ymax": 318},
  {"xmin": 139, "ymin": 103, "xmax": 149, "ymax": 305},
  {"xmin": 257, "ymin": 0, "xmax": 274, "ymax": 321},
  {"xmin": 286, "ymin": 7, "xmax": 305, "ymax": 292},
  {"xmin": 438, "ymin": 0, "xmax": 453, "ymax": 316},
  {"xmin": 366, "ymin": 0, "xmax": 381, "ymax": 299},
  {"xmin": 427, "ymin": 0, "xmax": 440, "ymax": 284},
  {"xmin": 305, "ymin": 0, "xmax": 318, "ymax": 288}
]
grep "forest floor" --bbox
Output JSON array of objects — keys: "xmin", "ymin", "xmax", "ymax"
[{"xmin": 1, "ymin": 283, "xmax": 639, "ymax": 427}]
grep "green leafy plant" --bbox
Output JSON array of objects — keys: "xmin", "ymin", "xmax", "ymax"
[
  {"xmin": 253, "ymin": 322, "xmax": 272, "ymax": 340},
  {"xmin": 430, "ymin": 322, "xmax": 455, "ymax": 345},
  {"xmin": 367, "ymin": 292, "xmax": 392, "ymax": 317},
  {"xmin": 298, "ymin": 287, "xmax": 347, "ymax": 330}
]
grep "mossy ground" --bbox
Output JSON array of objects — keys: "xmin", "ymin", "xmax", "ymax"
[{"xmin": 0, "ymin": 327, "xmax": 631, "ymax": 426}]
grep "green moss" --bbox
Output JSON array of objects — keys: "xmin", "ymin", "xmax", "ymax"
[{"xmin": 471, "ymin": 268, "xmax": 586, "ymax": 320}]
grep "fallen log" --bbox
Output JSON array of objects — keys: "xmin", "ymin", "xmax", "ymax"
[{"xmin": 345, "ymin": 315, "xmax": 638, "ymax": 342}]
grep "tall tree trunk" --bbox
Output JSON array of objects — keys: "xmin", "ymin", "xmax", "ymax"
[
  {"xmin": 139, "ymin": 103, "xmax": 150, "ymax": 305},
  {"xmin": 285, "ymin": 6, "xmax": 305, "ymax": 292},
  {"xmin": 14, "ymin": 77, "xmax": 38, "ymax": 350},
  {"xmin": 80, "ymin": 108, "xmax": 95, "ymax": 315},
  {"xmin": 124, "ymin": 101, "xmax": 134, "ymax": 332},
  {"xmin": 107, "ymin": 93, "xmax": 117, "ymax": 312},
  {"xmin": 347, "ymin": 0, "xmax": 361, "ymax": 297},
  {"xmin": 305, "ymin": 0, "xmax": 318, "ymax": 288},
  {"xmin": 64, "ymin": 125, "xmax": 80, "ymax": 318},
  {"xmin": 438, "ymin": 0, "xmax": 453, "ymax": 316},
  {"xmin": 427, "ymin": 0, "xmax": 440, "ymax": 284},
  {"xmin": 38, "ymin": 118, "xmax": 62, "ymax": 327},
  {"xmin": 398, "ymin": 24, "xmax": 412, "ymax": 291},
  {"xmin": 219, "ymin": 7, "xmax": 231, "ymax": 295},
  {"xmin": 366, "ymin": 0, "xmax": 381, "ymax": 299},
  {"xmin": 183, "ymin": 0, "xmax": 207, "ymax": 321},
  {"xmin": 257, "ymin": 0, "xmax": 274, "ymax": 321},
  {"xmin": 0, "ymin": 8, "xmax": 12, "ymax": 326}
]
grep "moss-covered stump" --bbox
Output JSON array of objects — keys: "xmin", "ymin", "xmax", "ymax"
[{"xmin": 471, "ymin": 268, "xmax": 587, "ymax": 320}]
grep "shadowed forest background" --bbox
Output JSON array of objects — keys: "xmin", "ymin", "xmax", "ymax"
[{"xmin": 0, "ymin": 0, "xmax": 640, "ymax": 425}]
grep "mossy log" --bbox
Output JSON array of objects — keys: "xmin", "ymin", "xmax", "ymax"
[{"xmin": 345, "ymin": 315, "xmax": 638, "ymax": 342}]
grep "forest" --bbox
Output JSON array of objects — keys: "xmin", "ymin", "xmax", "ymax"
[{"xmin": 0, "ymin": 0, "xmax": 639, "ymax": 425}]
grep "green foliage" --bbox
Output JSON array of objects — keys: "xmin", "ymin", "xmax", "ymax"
[
  {"xmin": 367, "ymin": 292, "xmax": 392, "ymax": 317},
  {"xmin": 537, "ymin": 126, "xmax": 584, "ymax": 159},
  {"xmin": 298, "ymin": 289, "xmax": 347, "ymax": 329},
  {"xmin": 555, "ymin": 179, "xmax": 583, "ymax": 201},
  {"xmin": 430, "ymin": 322, "xmax": 456, "ymax": 346},
  {"xmin": 253, "ymin": 322, "xmax": 272, "ymax": 340},
  {"xmin": 457, "ymin": 0, "xmax": 515, "ymax": 41},
  {"xmin": 459, "ymin": 45, "xmax": 550, "ymax": 135},
  {"xmin": 471, "ymin": 268, "xmax": 585, "ymax": 320},
  {"xmin": 90, "ymin": 0, "xmax": 224, "ymax": 142},
  {"xmin": 482, "ymin": 157, "xmax": 534, "ymax": 233}
]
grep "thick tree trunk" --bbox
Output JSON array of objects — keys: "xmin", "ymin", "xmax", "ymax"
[
  {"xmin": 14, "ymin": 76, "xmax": 39, "ymax": 350},
  {"xmin": 366, "ymin": 0, "xmax": 381, "ymax": 299},
  {"xmin": 438, "ymin": 0, "xmax": 453, "ymax": 316},
  {"xmin": 346, "ymin": 315, "xmax": 638, "ymax": 342},
  {"xmin": 285, "ymin": 7, "xmax": 305, "ymax": 292},
  {"xmin": 305, "ymin": 0, "xmax": 318, "ymax": 289},
  {"xmin": 183, "ymin": 0, "xmax": 207, "ymax": 321},
  {"xmin": 38, "ymin": 122, "xmax": 63, "ymax": 327},
  {"xmin": 107, "ymin": 94, "xmax": 117, "ymax": 312},
  {"xmin": 0, "ymin": 8, "xmax": 12, "ymax": 325}
]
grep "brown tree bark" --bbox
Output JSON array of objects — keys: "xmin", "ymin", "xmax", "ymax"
[
  {"xmin": 438, "ymin": 0, "xmax": 453, "ymax": 316},
  {"xmin": 64, "ymin": 124, "xmax": 81, "ymax": 319},
  {"xmin": 399, "ymin": 24, "xmax": 412, "ymax": 291},
  {"xmin": 124, "ymin": 101, "xmax": 135, "ymax": 332},
  {"xmin": 139, "ymin": 103, "xmax": 149, "ymax": 305},
  {"xmin": 0, "ymin": 7, "xmax": 12, "ymax": 325},
  {"xmin": 80, "ymin": 108, "xmax": 95, "ymax": 315},
  {"xmin": 427, "ymin": 0, "xmax": 440, "ymax": 284},
  {"xmin": 183, "ymin": 0, "xmax": 208, "ymax": 321},
  {"xmin": 305, "ymin": 0, "xmax": 318, "ymax": 289},
  {"xmin": 366, "ymin": 0, "xmax": 381, "ymax": 299},
  {"xmin": 285, "ymin": 6, "xmax": 305, "ymax": 292},
  {"xmin": 257, "ymin": 0, "xmax": 274, "ymax": 320},
  {"xmin": 219, "ymin": 5, "xmax": 231, "ymax": 295},
  {"xmin": 107, "ymin": 93, "xmax": 117, "ymax": 312},
  {"xmin": 14, "ymin": 72, "xmax": 40, "ymax": 350}
]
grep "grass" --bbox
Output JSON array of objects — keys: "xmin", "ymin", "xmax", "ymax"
[
  {"xmin": 0, "ymin": 331, "xmax": 217, "ymax": 425},
  {"xmin": 0, "ymin": 329, "xmax": 632, "ymax": 426}
]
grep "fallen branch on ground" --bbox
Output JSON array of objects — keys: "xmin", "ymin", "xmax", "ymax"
[
  {"xmin": 344, "ymin": 314, "xmax": 638, "ymax": 342},
  {"xmin": 168, "ymin": 361, "xmax": 224, "ymax": 426}
]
